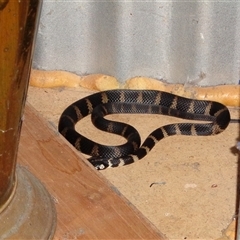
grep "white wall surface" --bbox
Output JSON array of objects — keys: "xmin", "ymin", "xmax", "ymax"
[{"xmin": 33, "ymin": 1, "xmax": 240, "ymax": 85}]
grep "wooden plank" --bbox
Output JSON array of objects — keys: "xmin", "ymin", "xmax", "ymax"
[{"xmin": 18, "ymin": 102, "xmax": 166, "ymax": 239}]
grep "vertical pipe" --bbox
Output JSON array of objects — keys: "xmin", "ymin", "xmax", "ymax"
[
  {"xmin": 0, "ymin": 0, "xmax": 41, "ymax": 210},
  {"xmin": 237, "ymin": 141, "xmax": 240, "ymax": 239},
  {"xmin": 0, "ymin": 1, "xmax": 56, "ymax": 239}
]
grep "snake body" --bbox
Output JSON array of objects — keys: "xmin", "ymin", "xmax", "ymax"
[{"xmin": 58, "ymin": 90, "xmax": 230, "ymax": 170}]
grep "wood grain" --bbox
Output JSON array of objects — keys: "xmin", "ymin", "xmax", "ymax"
[{"xmin": 18, "ymin": 102, "xmax": 166, "ymax": 239}]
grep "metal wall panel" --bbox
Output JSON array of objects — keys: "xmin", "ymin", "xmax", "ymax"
[{"xmin": 33, "ymin": 1, "xmax": 240, "ymax": 85}]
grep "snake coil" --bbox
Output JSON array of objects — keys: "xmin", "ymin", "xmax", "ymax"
[{"xmin": 58, "ymin": 90, "xmax": 230, "ymax": 170}]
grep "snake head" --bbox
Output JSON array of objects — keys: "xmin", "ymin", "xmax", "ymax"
[{"xmin": 88, "ymin": 157, "xmax": 109, "ymax": 170}]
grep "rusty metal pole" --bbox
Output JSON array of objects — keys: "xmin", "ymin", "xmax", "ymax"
[{"xmin": 0, "ymin": 0, "xmax": 56, "ymax": 238}]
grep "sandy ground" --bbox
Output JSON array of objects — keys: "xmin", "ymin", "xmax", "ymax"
[{"xmin": 27, "ymin": 86, "xmax": 239, "ymax": 239}]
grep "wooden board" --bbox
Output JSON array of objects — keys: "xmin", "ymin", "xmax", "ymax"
[{"xmin": 18, "ymin": 102, "xmax": 166, "ymax": 239}]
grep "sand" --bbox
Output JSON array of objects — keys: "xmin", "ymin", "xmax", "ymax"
[{"xmin": 27, "ymin": 86, "xmax": 239, "ymax": 239}]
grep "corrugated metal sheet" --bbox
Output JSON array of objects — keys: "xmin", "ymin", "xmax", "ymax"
[{"xmin": 33, "ymin": 1, "xmax": 240, "ymax": 85}]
